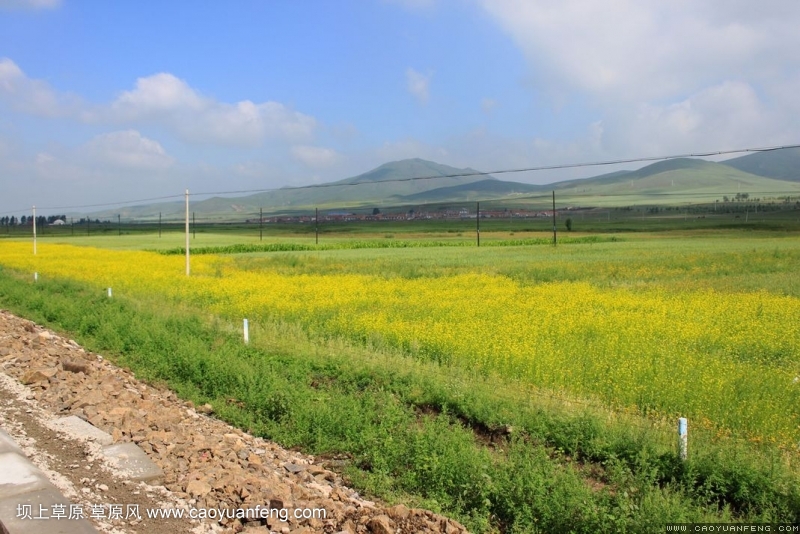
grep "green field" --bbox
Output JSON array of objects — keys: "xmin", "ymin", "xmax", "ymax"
[{"xmin": 1, "ymin": 222, "xmax": 799, "ymax": 533}]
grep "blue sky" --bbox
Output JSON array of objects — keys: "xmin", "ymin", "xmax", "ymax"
[{"xmin": 2, "ymin": 0, "xmax": 799, "ymax": 214}]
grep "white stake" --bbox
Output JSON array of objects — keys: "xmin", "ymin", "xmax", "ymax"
[
  {"xmin": 678, "ymin": 417, "xmax": 688, "ymax": 461},
  {"xmin": 243, "ymin": 319, "xmax": 249, "ymax": 344},
  {"xmin": 34, "ymin": 272, "xmax": 38, "ymax": 282},
  {"xmin": 107, "ymin": 287, "xmax": 112, "ymax": 298}
]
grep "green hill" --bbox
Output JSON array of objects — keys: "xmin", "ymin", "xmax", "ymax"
[
  {"xmin": 83, "ymin": 154, "xmax": 800, "ymax": 220},
  {"xmin": 550, "ymin": 158, "xmax": 800, "ymax": 205},
  {"xmin": 721, "ymin": 147, "xmax": 800, "ymax": 182},
  {"xmin": 398, "ymin": 178, "xmax": 541, "ymax": 202}
]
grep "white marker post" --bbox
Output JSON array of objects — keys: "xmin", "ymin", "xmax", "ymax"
[
  {"xmin": 107, "ymin": 287, "xmax": 112, "ymax": 298},
  {"xmin": 32, "ymin": 205, "xmax": 37, "ymax": 255},
  {"xmin": 34, "ymin": 272, "xmax": 38, "ymax": 282},
  {"xmin": 243, "ymin": 319, "xmax": 250, "ymax": 344},
  {"xmin": 678, "ymin": 417, "xmax": 688, "ymax": 461}
]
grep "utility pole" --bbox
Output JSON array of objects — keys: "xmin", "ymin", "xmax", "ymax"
[
  {"xmin": 32, "ymin": 205, "xmax": 37, "ymax": 255},
  {"xmin": 552, "ymin": 191, "xmax": 557, "ymax": 246},
  {"xmin": 315, "ymin": 208, "xmax": 319, "ymax": 245},
  {"xmin": 260, "ymin": 207, "xmax": 263, "ymax": 241},
  {"xmin": 476, "ymin": 202, "xmax": 480, "ymax": 247},
  {"xmin": 185, "ymin": 189, "xmax": 190, "ymax": 276}
]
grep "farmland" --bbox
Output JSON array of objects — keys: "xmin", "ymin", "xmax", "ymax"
[{"xmin": 0, "ymin": 227, "xmax": 799, "ymax": 532}]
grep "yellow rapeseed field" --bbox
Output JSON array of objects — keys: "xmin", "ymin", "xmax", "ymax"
[{"xmin": 3, "ymin": 241, "xmax": 799, "ymax": 447}]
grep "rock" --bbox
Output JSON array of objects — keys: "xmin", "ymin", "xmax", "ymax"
[
  {"xmin": 21, "ymin": 367, "xmax": 57, "ymax": 384},
  {"xmin": 0, "ymin": 310, "xmax": 469, "ymax": 534},
  {"xmin": 284, "ymin": 463, "xmax": 305, "ymax": 474},
  {"xmin": 62, "ymin": 359, "xmax": 91, "ymax": 374},
  {"xmin": 387, "ymin": 504, "xmax": 410, "ymax": 521},
  {"xmin": 186, "ymin": 479, "xmax": 212, "ymax": 497},
  {"xmin": 367, "ymin": 515, "xmax": 395, "ymax": 534}
]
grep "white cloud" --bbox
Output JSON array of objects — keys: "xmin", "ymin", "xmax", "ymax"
[
  {"xmin": 81, "ymin": 130, "xmax": 174, "ymax": 170},
  {"xmin": 479, "ymin": 0, "xmax": 796, "ymax": 103},
  {"xmin": 479, "ymin": 1, "xmax": 800, "ymax": 157},
  {"xmin": 406, "ymin": 68, "xmax": 432, "ymax": 104},
  {"xmin": 481, "ymin": 98, "xmax": 497, "ymax": 114},
  {"xmin": 112, "ymin": 73, "xmax": 206, "ymax": 115},
  {"xmin": 291, "ymin": 145, "xmax": 341, "ymax": 169},
  {"xmin": 0, "ymin": 60, "xmax": 318, "ymax": 147},
  {"xmin": 109, "ymin": 73, "xmax": 317, "ymax": 146},
  {"xmin": 0, "ymin": 0, "xmax": 60, "ymax": 10},
  {"xmin": 604, "ymin": 81, "xmax": 794, "ymax": 156},
  {"xmin": 0, "ymin": 58, "xmax": 83, "ymax": 117}
]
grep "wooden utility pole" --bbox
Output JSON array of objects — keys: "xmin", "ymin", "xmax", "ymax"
[
  {"xmin": 552, "ymin": 191, "xmax": 557, "ymax": 246},
  {"xmin": 476, "ymin": 202, "xmax": 480, "ymax": 247},
  {"xmin": 185, "ymin": 189, "xmax": 190, "ymax": 276}
]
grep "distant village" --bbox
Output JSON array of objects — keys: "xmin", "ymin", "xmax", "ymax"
[{"xmin": 252, "ymin": 207, "xmax": 558, "ymax": 224}]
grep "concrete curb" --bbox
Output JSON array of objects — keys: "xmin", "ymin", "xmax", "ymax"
[{"xmin": 0, "ymin": 427, "xmax": 98, "ymax": 534}]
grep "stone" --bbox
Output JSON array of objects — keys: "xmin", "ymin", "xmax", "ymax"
[
  {"xmin": 186, "ymin": 479, "xmax": 212, "ymax": 497},
  {"xmin": 367, "ymin": 515, "xmax": 395, "ymax": 534},
  {"xmin": 20, "ymin": 368, "xmax": 56, "ymax": 385},
  {"xmin": 387, "ymin": 504, "xmax": 410, "ymax": 521},
  {"xmin": 62, "ymin": 359, "xmax": 91, "ymax": 375}
]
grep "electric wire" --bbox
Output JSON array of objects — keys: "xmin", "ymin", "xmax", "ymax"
[{"xmin": 2, "ymin": 143, "xmax": 799, "ymax": 216}]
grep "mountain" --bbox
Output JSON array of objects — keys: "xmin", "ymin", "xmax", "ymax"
[
  {"xmin": 82, "ymin": 153, "xmax": 800, "ymax": 220},
  {"xmin": 550, "ymin": 157, "xmax": 800, "ymax": 198},
  {"xmin": 85, "ymin": 159, "xmax": 499, "ymax": 220},
  {"xmin": 720, "ymin": 147, "xmax": 800, "ymax": 182},
  {"xmin": 337, "ymin": 158, "xmax": 485, "ymax": 186},
  {"xmin": 398, "ymin": 178, "xmax": 542, "ymax": 202}
]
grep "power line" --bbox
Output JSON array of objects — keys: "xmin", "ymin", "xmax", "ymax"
[{"xmin": 2, "ymin": 143, "xmax": 799, "ymax": 215}]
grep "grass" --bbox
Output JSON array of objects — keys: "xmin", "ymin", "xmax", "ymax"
[
  {"xmin": 1, "ymin": 227, "xmax": 800, "ymax": 531},
  {"xmin": 1, "ymin": 268, "xmax": 798, "ymax": 533}
]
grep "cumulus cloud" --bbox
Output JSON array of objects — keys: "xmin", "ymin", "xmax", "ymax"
[
  {"xmin": 108, "ymin": 73, "xmax": 317, "ymax": 146},
  {"xmin": 479, "ymin": 0, "xmax": 797, "ymax": 102},
  {"xmin": 406, "ymin": 68, "xmax": 432, "ymax": 104},
  {"xmin": 81, "ymin": 130, "xmax": 174, "ymax": 170},
  {"xmin": 480, "ymin": 1, "xmax": 800, "ymax": 156},
  {"xmin": 603, "ymin": 81, "xmax": 790, "ymax": 157},
  {"xmin": 0, "ymin": 59, "xmax": 318, "ymax": 147},
  {"xmin": 0, "ymin": 58, "xmax": 83, "ymax": 117}
]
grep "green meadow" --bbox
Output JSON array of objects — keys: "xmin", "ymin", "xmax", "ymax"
[{"xmin": 1, "ymin": 222, "xmax": 799, "ymax": 533}]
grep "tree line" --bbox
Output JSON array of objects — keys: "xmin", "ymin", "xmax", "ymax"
[{"xmin": 1, "ymin": 215, "xmax": 67, "ymax": 226}]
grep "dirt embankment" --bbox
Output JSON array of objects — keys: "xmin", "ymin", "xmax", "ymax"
[{"xmin": 0, "ymin": 309, "xmax": 468, "ymax": 534}]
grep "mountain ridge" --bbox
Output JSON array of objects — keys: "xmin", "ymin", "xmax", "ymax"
[{"xmin": 80, "ymin": 150, "xmax": 800, "ymax": 219}]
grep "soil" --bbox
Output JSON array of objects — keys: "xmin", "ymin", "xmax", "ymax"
[{"xmin": 0, "ymin": 309, "xmax": 469, "ymax": 534}]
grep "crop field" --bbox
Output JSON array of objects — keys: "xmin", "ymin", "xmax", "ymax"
[{"xmin": 1, "ymin": 228, "xmax": 799, "ymax": 532}]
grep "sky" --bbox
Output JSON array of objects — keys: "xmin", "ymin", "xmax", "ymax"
[{"xmin": 1, "ymin": 0, "xmax": 800, "ymax": 215}]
